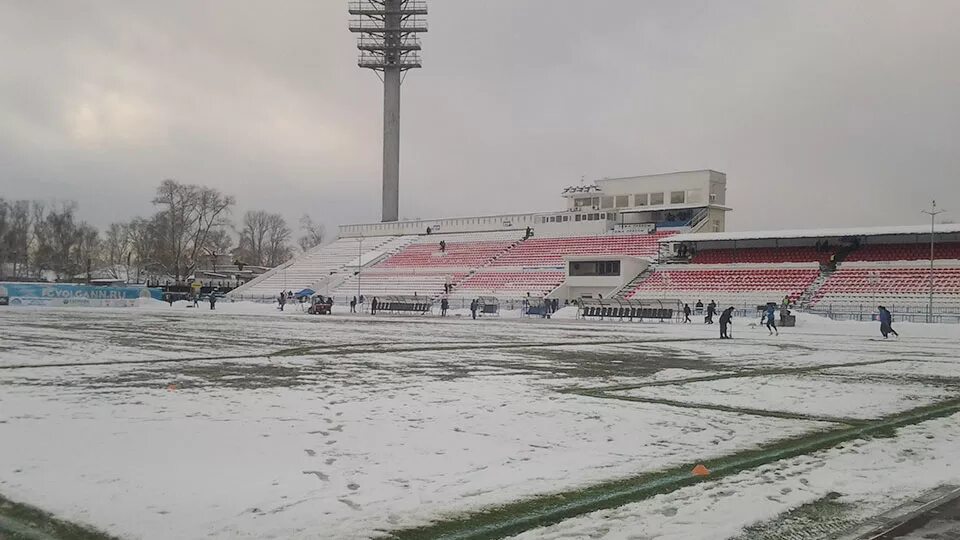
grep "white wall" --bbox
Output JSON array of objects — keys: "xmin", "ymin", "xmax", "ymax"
[
  {"xmin": 550, "ymin": 256, "xmax": 649, "ymax": 300},
  {"xmin": 339, "ymin": 213, "xmax": 539, "ymax": 238}
]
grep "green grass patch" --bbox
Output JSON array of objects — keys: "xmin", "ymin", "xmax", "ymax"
[
  {"xmin": 387, "ymin": 399, "xmax": 960, "ymax": 540},
  {"xmin": 0, "ymin": 494, "xmax": 118, "ymax": 540}
]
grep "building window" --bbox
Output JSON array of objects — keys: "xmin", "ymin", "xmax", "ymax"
[
  {"xmin": 634, "ymin": 193, "xmax": 648, "ymax": 206},
  {"xmin": 601, "ymin": 196, "xmax": 614, "ymax": 209},
  {"xmin": 671, "ymin": 191, "xmax": 685, "ymax": 204},
  {"xmin": 615, "ymin": 195, "xmax": 629, "ymax": 208},
  {"xmin": 575, "ymin": 214, "xmax": 582, "ymax": 222},
  {"xmin": 650, "ymin": 192, "xmax": 664, "ymax": 205},
  {"xmin": 569, "ymin": 260, "xmax": 621, "ymax": 277}
]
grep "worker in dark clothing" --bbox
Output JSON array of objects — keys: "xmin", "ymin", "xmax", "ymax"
[
  {"xmin": 470, "ymin": 299, "xmax": 478, "ymax": 320},
  {"xmin": 350, "ymin": 296, "xmax": 357, "ymax": 313},
  {"xmin": 371, "ymin": 297, "xmax": 378, "ymax": 315},
  {"xmin": 719, "ymin": 307, "xmax": 734, "ymax": 338},
  {"xmin": 878, "ymin": 306, "xmax": 899, "ymax": 338},
  {"xmin": 209, "ymin": 293, "xmax": 217, "ymax": 310},
  {"xmin": 440, "ymin": 298, "xmax": 449, "ymax": 317},
  {"xmin": 764, "ymin": 304, "xmax": 778, "ymax": 335},
  {"xmin": 695, "ymin": 299, "xmax": 704, "ymax": 315},
  {"xmin": 705, "ymin": 301, "xmax": 716, "ymax": 324},
  {"xmin": 683, "ymin": 304, "xmax": 692, "ymax": 323}
]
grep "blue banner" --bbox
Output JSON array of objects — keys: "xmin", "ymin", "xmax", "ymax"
[{"xmin": 0, "ymin": 282, "xmax": 162, "ymax": 307}]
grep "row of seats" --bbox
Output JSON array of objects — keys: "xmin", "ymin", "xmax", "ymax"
[
  {"xmin": 492, "ymin": 231, "xmax": 675, "ymax": 267},
  {"xmin": 231, "ymin": 236, "xmax": 408, "ymax": 297},
  {"xmin": 811, "ymin": 267, "xmax": 960, "ymax": 307},
  {"xmin": 331, "ymin": 271, "xmax": 467, "ymax": 298},
  {"xmin": 689, "ymin": 243, "xmax": 960, "ymax": 265},
  {"xmin": 626, "ymin": 268, "xmax": 819, "ymax": 304},
  {"xmin": 692, "ymin": 247, "xmax": 831, "ymax": 265},
  {"xmin": 376, "ymin": 240, "xmax": 515, "ymax": 269},
  {"xmin": 844, "ymin": 242, "xmax": 960, "ymax": 262},
  {"xmin": 454, "ymin": 271, "xmax": 566, "ymax": 298}
]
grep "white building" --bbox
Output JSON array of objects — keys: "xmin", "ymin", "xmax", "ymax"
[{"xmin": 339, "ymin": 170, "xmax": 731, "ymax": 239}]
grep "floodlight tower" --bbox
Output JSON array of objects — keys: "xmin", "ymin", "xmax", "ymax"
[{"xmin": 349, "ymin": 1, "xmax": 427, "ymax": 223}]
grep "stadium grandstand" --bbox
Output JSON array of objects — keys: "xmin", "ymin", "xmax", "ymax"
[{"xmin": 228, "ymin": 170, "xmax": 960, "ymax": 318}]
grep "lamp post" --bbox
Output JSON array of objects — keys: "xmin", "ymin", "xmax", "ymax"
[
  {"xmin": 357, "ymin": 235, "xmax": 363, "ymax": 309},
  {"xmin": 868, "ymin": 270, "xmax": 880, "ymax": 320},
  {"xmin": 921, "ymin": 201, "xmax": 944, "ymax": 323}
]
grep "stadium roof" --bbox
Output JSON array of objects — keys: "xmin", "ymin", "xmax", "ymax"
[{"xmin": 666, "ymin": 223, "xmax": 960, "ymax": 243}]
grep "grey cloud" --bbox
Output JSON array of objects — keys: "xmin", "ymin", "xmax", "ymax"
[{"xmin": 1, "ymin": 0, "xmax": 958, "ymax": 233}]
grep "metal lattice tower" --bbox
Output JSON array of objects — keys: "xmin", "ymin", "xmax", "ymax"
[{"xmin": 349, "ymin": 1, "xmax": 427, "ymax": 223}]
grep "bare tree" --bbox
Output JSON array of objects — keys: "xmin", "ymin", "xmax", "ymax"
[
  {"xmin": 151, "ymin": 179, "xmax": 235, "ymax": 281},
  {"xmin": 8, "ymin": 201, "xmax": 30, "ymax": 277},
  {"xmin": 103, "ymin": 222, "xmax": 133, "ymax": 281},
  {"xmin": 0, "ymin": 199, "xmax": 10, "ymax": 278},
  {"xmin": 238, "ymin": 210, "xmax": 291, "ymax": 267},
  {"xmin": 34, "ymin": 201, "xmax": 81, "ymax": 280},
  {"xmin": 238, "ymin": 210, "xmax": 271, "ymax": 266},
  {"xmin": 298, "ymin": 214, "xmax": 325, "ymax": 252},
  {"xmin": 264, "ymin": 214, "xmax": 293, "ymax": 267},
  {"xmin": 128, "ymin": 218, "xmax": 159, "ymax": 283},
  {"xmin": 73, "ymin": 223, "xmax": 101, "ymax": 281},
  {"xmin": 202, "ymin": 227, "xmax": 234, "ymax": 272}
]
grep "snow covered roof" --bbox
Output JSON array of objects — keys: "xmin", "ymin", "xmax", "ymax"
[{"xmin": 665, "ymin": 223, "xmax": 960, "ymax": 243}]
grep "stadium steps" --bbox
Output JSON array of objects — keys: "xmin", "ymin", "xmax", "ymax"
[
  {"xmin": 443, "ymin": 237, "xmax": 527, "ymax": 299},
  {"xmin": 798, "ymin": 268, "xmax": 834, "ymax": 308},
  {"xmin": 613, "ymin": 265, "xmax": 658, "ymax": 300}
]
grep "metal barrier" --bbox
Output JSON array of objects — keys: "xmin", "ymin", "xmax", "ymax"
[
  {"xmin": 576, "ymin": 298, "xmax": 678, "ymax": 322},
  {"xmin": 807, "ymin": 304, "xmax": 960, "ymax": 324},
  {"xmin": 477, "ymin": 296, "xmax": 500, "ymax": 316},
  {"xmin": 372, "ymin": 295, "xmax": 433, "ymax": 315}
]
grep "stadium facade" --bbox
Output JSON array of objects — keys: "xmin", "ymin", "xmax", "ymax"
[{"xmin": 229, "ymin": 170, "xmax": 960, "ymax": 318}]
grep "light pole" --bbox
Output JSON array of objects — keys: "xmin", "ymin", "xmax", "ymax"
[
  {"xmin": 357, "ymin": 235, "xmax": 363, "ymax": 309},
  {"xmin": 921, "ymin": 200, "xmax": 944, "ymax": 323},
  {"xmin": 868, "ymin": 270, "xmax": 880, "ymax": 320}
]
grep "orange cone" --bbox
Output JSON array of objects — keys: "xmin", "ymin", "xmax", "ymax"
[{"xmin": 691, "ymin": 464, "xmax": 710, "ymax": 477}]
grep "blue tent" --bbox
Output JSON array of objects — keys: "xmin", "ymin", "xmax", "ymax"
[{"xmin": 294, "ymin": 288, "xmax": 316, "ymax": 298}]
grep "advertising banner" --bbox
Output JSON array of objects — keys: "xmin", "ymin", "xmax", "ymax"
[{"xmin": 0, "ymin": 283, "xmax": 162, "ymax": 307}]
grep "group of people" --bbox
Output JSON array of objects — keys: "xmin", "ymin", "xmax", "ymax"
[
  {"xmin": 683, "ymin": 299, "xmax": 718, "ymax": 324},
  {"xmin": 348, "ymin": 295, "xmax": 367, "ymax": 313},
  {"xmin": 676, "ymin": 243, "xmax": 696, "ymax": 258},
  {"xmin": 681, "ymin": 299, "xmax": 735, "ymax": 337}
]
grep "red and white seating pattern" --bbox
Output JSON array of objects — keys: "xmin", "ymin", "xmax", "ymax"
[
  {"xmin": 332, "ymin": 270, "xmax": 467, "ymax": 298},
  {"xmin": 811, "ymin": 266, "xmax": 960, "ymax": 307},
  {"xmin": 692, "ymin": 247, "xmax": 830, "ymax": 265},
  {"xmin": 626, "ymin": 266, "xmax": 819, "ymax": 306},
  {"xmin": 454, "ymin": 271, "xmax": 566, "ymax": 298},
  {"xmin": 844, "ymin": 242, "xmax": 960, "ymax": 262},
  {"xmin": 376, "ymin": 240, "xmax": 515, "ymax": 269},
  {"xmin": 492, "ymin": 232, "xmax": 675, "ymax": 267}
]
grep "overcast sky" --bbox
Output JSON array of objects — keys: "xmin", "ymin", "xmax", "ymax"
[{"xmin": 1, "ymin": 1, "xmax": 958, "ymax": 235}]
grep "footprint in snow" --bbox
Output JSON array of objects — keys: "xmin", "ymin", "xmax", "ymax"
[
  {"xmin": 302, "ymin": 471, "xmax": 329, "ymax": 481},
  {"xmin": 338, "ymin": 498, "xmax": 361, "ymax": 511}
]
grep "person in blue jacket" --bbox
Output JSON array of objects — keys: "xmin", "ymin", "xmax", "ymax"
[
  {"xmin": 764, "ymin": 303, "xmax": 778, "ymax": 335},
  {"xmin": 878, "ymin": 306, "xmax": 899, "ymax": 338}
]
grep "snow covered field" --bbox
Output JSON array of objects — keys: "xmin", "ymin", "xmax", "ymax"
[{"xmin": 1, "ymin": 302, "xmax": 959, "ymax": 539}]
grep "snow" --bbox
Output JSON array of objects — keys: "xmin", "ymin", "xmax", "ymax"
[
  {"xmin": 510, "ymin": 414, "xmax": 960, "ymax": 540},
  {"xmin": 1, "ymin": 305, "xmax": 959, "ymax": 539},
  {"xmin": 614, "ymin": 374, "xmax": 952, "ymax": 420}
]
